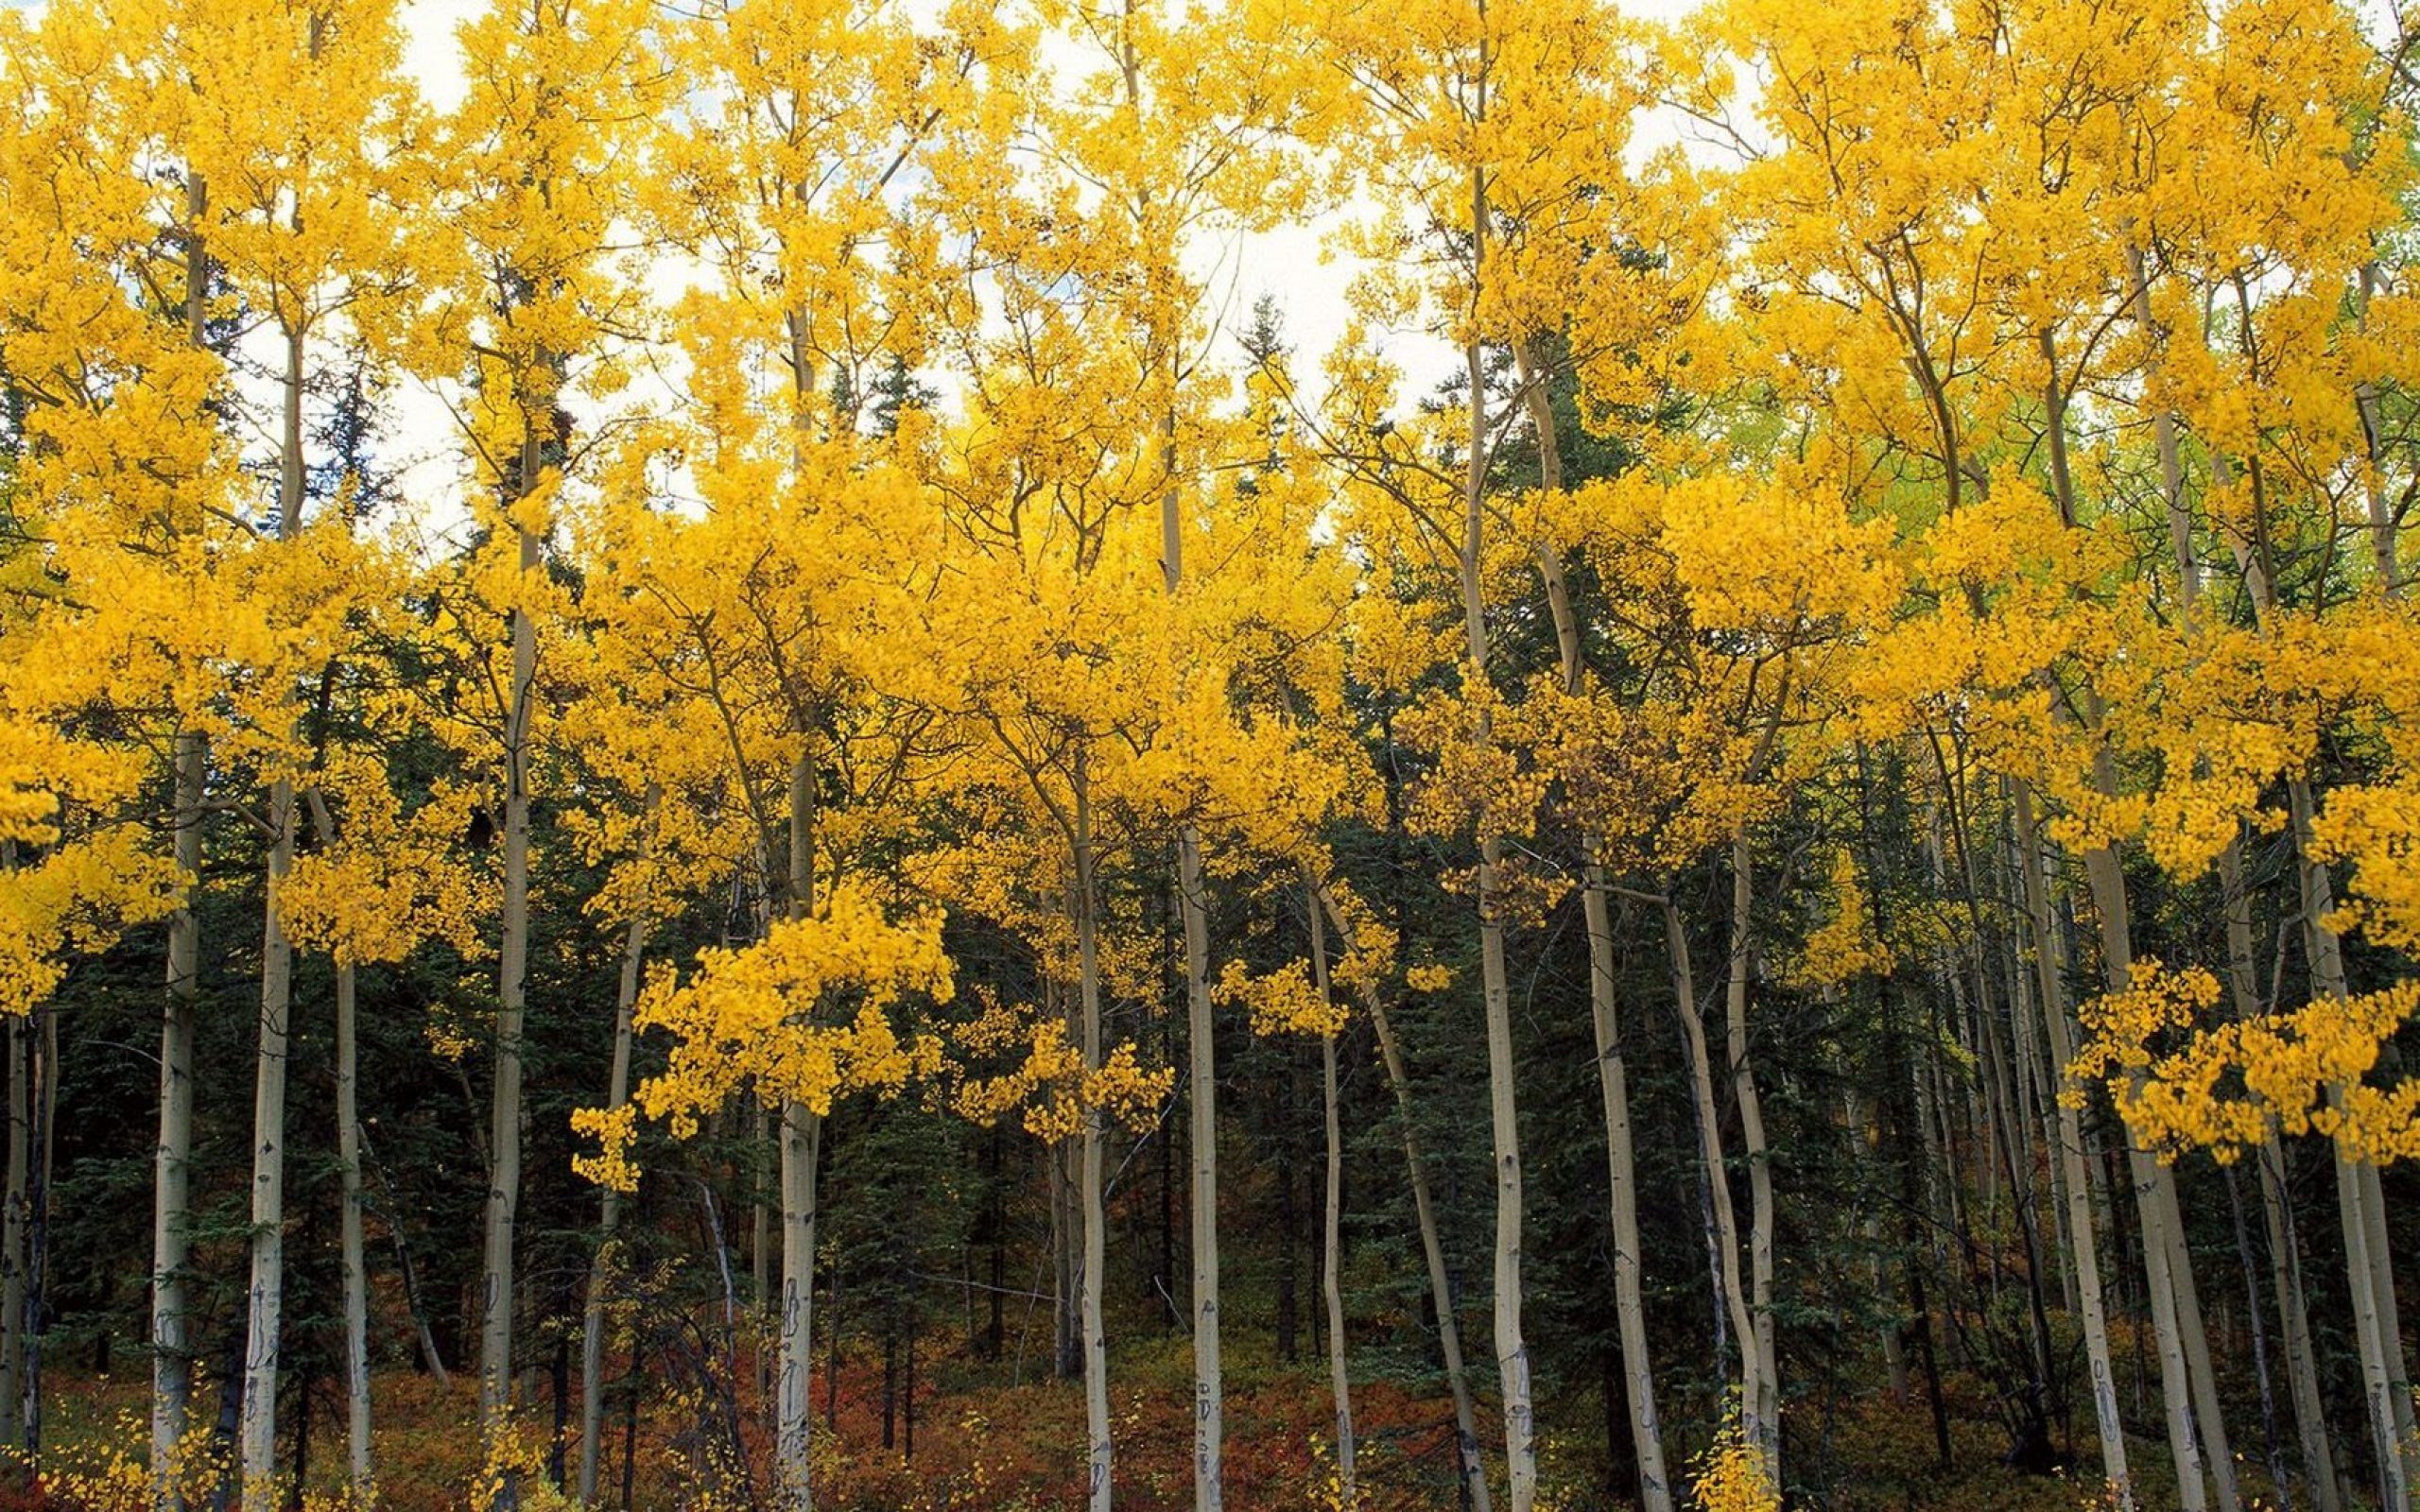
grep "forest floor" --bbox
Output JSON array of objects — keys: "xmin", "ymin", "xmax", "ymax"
[{"xmin": 8, "ymin": 1337, "xmax": 2268, "ymax": 1511}]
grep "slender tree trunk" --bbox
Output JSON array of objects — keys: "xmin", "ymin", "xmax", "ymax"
[
  {"xmin": 1726, "ymin": 835, "xmax": 1781, "ymax": 1488},
  {"xmin": 2224, "ymin": 1163, "xmax": 2294, "ymax": 1512},
  {"xmin": 2287, "ymin": 778, "xmax": 2416, "ymax": 1508},
  {"xmin": 480, "ymin": 425, "xmax": 545, "ymax": 1498},
  {"xmin": 154, "ymin": 168, "xmax": 211, "ymax": 1508},
  {"xmin": 2013, "ymin": 782, "xmax": 2133, "ymax": 1511},
  {"xmin": 1305, "ymin": 891, "xmax": 1356, "ymax": 1509},
  {"xmin": 1586, "ymin": 872, "xmax": 1671, "ymax": 1512},
  {"xmin": 22, "ymin": 1007, "xmax": 53, "ymax": 1462},
  {"xmin": 1510, "ymin": 335, "xmax": 1672, "ymax": 1512},
  {"xmin": 2256, "ymin": 1136, "xmax": 2340, "ymax": 1512},
  {"xmin": 239, "ymin": 320, "xmax": 310, "ymax": 1510},
  {"xmin": 1157, "ymin": 339, "xmax": 1225, "ymax": 1512},
  {"xmin": 1179, "ymin": 834, "xmax": 1219, "ymax": 1507},
  {"xmin": 579, "ymin": 899, "xmax": 649, "ymax": 1504},
  {"xmin": 1073, "ymin": 747, "xmax": 1115, "ymax": 1512},
  {"xmin": 236, "ymin": 809, "xmax": 294, "ymax": 1512},
  {"xmin": 154, "ymin": 734, "xmax": 203, "ymax": 1499},
  {"xmin": 337, "ymin": 960, "xmax": 372, "ymax": 1500},
  {"xmin": 1458, "ymin": 159, "xmax": 1535, "ymax": 1509},
  {"xmin": 1314, "ymin": 886, "xmax": 1494, "ymax": 1512},
  {"xmin": 776, "ymin": 1103, "xmax": 821, "ymax": 1511},
  {"xmin": 298, "ymin": 793, "xmax": 373, "ymax": 1503},
  {"xmin": 2079, "ymin": 836, "xmax": 2212, "ymax": 1512},
  {"xmin": 3, "ymin": 1007, "xmax": 24, "ymax": 1455},
  {"xmin": 1666, "ymin": 901, "xmax": 1759, "ymax": 1438}
]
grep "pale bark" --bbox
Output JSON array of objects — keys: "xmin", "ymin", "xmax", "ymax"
[
  {"xmin": 2219, "ymin": 843, "xmax": 2340, "ymax": 1512},
  {"xmin": 1304, "ymin": 893, "xmax": 1356, "ymax": 1509},
  {"xmin": 2012, "ymin": 783, "xmax": 2133, "ymax": 1511},
  {"xmin": 1075, "ymin": 747, "xmax": 1114, "ymax": 1512},
  {"xmin": 479, "ymin": 426, "xmax": 544, "ymax": 1488},
  {"xmin": 3, "ymin": 1007, "xmax": 24, "ymax": 1452},
  {"xmin": 2221, "ymin": 449, "xmax": 2413, "ymax": 1506},
  {"xmin": 2256, "ymin": 1137, "xmax": 2341, "ymax": 1512},
  {"xmin": 1314, "ymin": 885, "xmax": 1493, "ymax": 1512},
  {"xmin": 1179, "ymin": 833, "xmax": 1221, "ymax": 1509},
  {"xmin": 336, "ymin": 958, "xmax": 371, "ymax": 1501},
  {"xmin": 579, "ymin": 902, "xmax": 648, "ymax": 1504},
  {"xmin": 2079, "ymin": 837, "xmax": 2212, "ymax": 1512},
  {"xmin": 153, "ymin": 169, "xmax": 210, "ymax": 1506},
  {"xmin": 2352, "ymin": 263, "xmax": 2400, "ymax": 596},
  {"xmin": 1664, "ymin": 900, "xmax": 1759, "ymax": 1442},
  {"xmin": 1726, "ymin": 835, "xmax": 1780, "ymax": 1487},
  {"xmin": 239, "ymin": 321, "xmax": 310, "ymax": 1510},
  {"xmin": 305, "ymin": 782, "xmax": 374, "ymax": 1504},
  {"xmin": 2288, "ymin": 778, "xmax": 2416, "ymax": 1509},
  {"xmin": 776, "ymin": 1102, "xmax": 821, "ymax": 1512},
  {"xmin": 1458, "ymin": 154, "xmax": 1536, "ymax": 1509},
  {"xmin": 1162, "ymin": 465, "xmax": 1223, "ymax": 1512},
  {"xmin": 1512, "ymin": 336, "xmax": 1670, "ymax": 1512}
]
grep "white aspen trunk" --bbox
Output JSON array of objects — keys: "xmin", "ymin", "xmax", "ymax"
[
  {"xmin": 1459, "ymin": 153, "xmax": 1535, "ymax": 1508},
  {"xmin": 154, "ymin": 169, "xmax": 210, "ymax": 1506},
  {"xmin": 1161, "ymin": 471, "xmax": 1223, "ymax": 1512},
  {"xmin": 1073, "ymin": 747, "xmax": 1115, "ymax": 1512},
  {"xmin": 772, "ymin": 756, "xmax": 820, "ymax": 1511},
  {"xmin": 1726, "ymin": 835, "xmax": 1780, "ymax": 1488},
  {"xmin": 1179, "ymin": 833, "xmax": 1221, "ymax": 1509},
  {"xmin": 300, "ymin": 791, "xmax": 373, "ymax": 1504},
  {"xmin": 2221, "ymin": 456, "xmax": 2414, "ymax": 1506},
  {"xmin": 239, "ymin": 321, "xmax": 310, "ymax": 1510},
  {"xmin": 2157, "ymin": 1170, "xmax": 2242, "ymax": 1512},
  {"xmin": 753, "ymin": 1103, "xmax": 771, "ymax": 1402},
  {"xmin": 1510, "ymin": 334, "xmax": 1672, "ymax": 1512},
  {"xmin": 2079, "ymin": 837, "xmax": 2210, "ymax": 1512},
  {"xmin": 336, "ymin": 958, "xmax": 372, "ymax": 1502},
  {"xmin": 1314, "ymin": 886, "xmax": 1494, "ymax": 1512},
  {"xmin": 3, "ymin": 1008, "xmax": 24, "ymax": 1452},
  {"xmin": 2216, "ymin": 835, "xmax": 2341, "ymax": 1511},
  {"xmin": 2125, "ymin": 264, "xmax": 2246, "ymax": 1512},
  {"xmin": 579, "ymin": 904, "xmax": 648, "ymax": 1504},
  {"xmin": 1305, "ymin": 892, "xmax": 1356, "ymax": 1509},
  {"xmin": 238, "ymin": 798, "xmax": 296, "ymax": 1509},
  {"xmin": 480, "ymin": 427, "xmax": 544, "ymax": 1489},
  {"xmin": 1665, "ymin": 901, "xmax": 1758, "ymax": 1435},
  {"xmin": 2288, "ymin": 777, "xmax": 2415, "ymax": 1509},
  {"xmin": 2353, "ymin": 264, "xmax": 2400, "ymax": 595},
  {"xmin": 2012, "ymin": 783, "xmax": 2133, "ymax": 1511},
  {"xmin": 776, "ymin": 1102, "xmax": 821, "ymax": 1512},
  {"xmin": 1584, "ymin": 866, "xmax": 1671, "ymax": 1512},
  {"xmin": 2256, "ymin": 1139, "xmax": 2342, "ymax": 1512},
  {"xmin": 153, "ymin": 733, "xmax": 201, "ymax": 1492}
]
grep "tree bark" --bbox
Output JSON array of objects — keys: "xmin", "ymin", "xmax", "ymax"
[
  {"xmin": 2013, "ymin": 782, "xmax": 2133, "ymax": 1511},
  {"xmin": 1665, "ymin": 901, "xmax": 1759, "ymax": 1446},
  {"xmin": 1511, "ymin": 335, "xmax": 1671, "ymax": 1512},
  {"xmin": 776, "ymin": 1102, "xmax": 821, "ymax": 1511},
  {"xmin": 579, "ymin": 901, "xmax": 648, "ymax": 1504},
  {"xmin": 1074, "ymin": 746, "xmax": 1114, "ymax": 1512},
  {"xmin": 479, "ymin": 423, "xmax": 544, "ymax": 1500},
  {"xmin": 1305, "ymin": 889, "xmax": 1356, "ymax": 1509},
  {"xmin": 1726, "ymin": 835, "xmax": 1780, "ymax": 1488},
  {"xmin": 1459, "ymin": 156, "xmax": 1536, "ymax": 1509},
  {"xmin": 1314, "ymin": 885, "xmax": 1494, "ymax": 1512},
  {"xmin": 154, "ymin": 167, "xmax": 211, "ymax": 1507},
  {"xmin": 3, "ymin": 1007, "xmax": 24, "ymax": 1454},
  {"xmin": 239, "ymin": 319, "xmax": 310, "ymax": 1509}
]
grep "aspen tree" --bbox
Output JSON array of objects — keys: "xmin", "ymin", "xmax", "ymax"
[
  {"xmin": 413, "ymin": 1, "xmax": 666, "ymax": 1493},
  {"xmin": 156, "ymin": 1, "xmax": 421, "ymax": 1495}
]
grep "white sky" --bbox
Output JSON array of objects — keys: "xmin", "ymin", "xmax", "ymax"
[{"xmin": 381, "ymin": 0, "xmax": 1709, "ymax": 522}]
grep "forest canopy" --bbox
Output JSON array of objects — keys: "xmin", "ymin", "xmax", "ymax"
[{"xmin": 3, "ymin": 0, "xmax": 2420, "ymax": 1509}]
